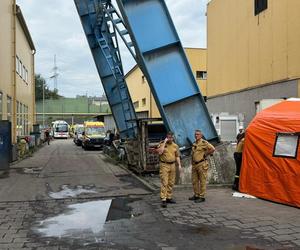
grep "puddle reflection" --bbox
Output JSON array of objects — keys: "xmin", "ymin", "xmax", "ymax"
[
  {"xmin": 35, "ymin": 198, "xmax": 133, "ymax": 238},
  {"xmin": 37, "ymin": 200, "xmax": 111, "ymax": 237}
]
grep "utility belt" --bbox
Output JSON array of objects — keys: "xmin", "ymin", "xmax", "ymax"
[
  {"xmin": 192, "ymin": 158, "xmax": 207, "ymax": 165},
  {"xmin": 159, "ymin": 160, "xmax": 176, "ymax": 164}
]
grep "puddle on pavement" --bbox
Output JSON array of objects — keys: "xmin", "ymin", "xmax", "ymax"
[
  {"xmin": 18, "ymin": 167, "xmax": 42, "ymax": 174},
  {"xmin": 192, "ymin": 225, "xmax": 214, "ymax": 236},
  {"xmin": 230, "ymin": 247, "xmax": 265, "ymax": 250},
  {"xmin": 48, "ymin": 185, "xmax": 97, "ymax": 199},
  {"xmin": 34, "ymin": 198, "xmax": 135, "ymax": 238},
  {"xmin": 0, "ymin": 170, "xmax": 9, "ymax": 179}
]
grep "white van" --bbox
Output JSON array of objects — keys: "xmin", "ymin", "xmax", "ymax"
[{"xmin": 52, "ymin": 120, "xmax": 69, "ymax": 139}]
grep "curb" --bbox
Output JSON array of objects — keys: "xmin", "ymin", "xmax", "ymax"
[{"xmin": 99, "ymin": 154, "xmax": 233, "ymax": 193}]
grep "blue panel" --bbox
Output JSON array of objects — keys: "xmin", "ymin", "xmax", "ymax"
[
  {"xmin": 75, "ymin": 0, "xmax": 137, "ymax": 138},
  {"xmin": 117, "ymin": 0, "xmax": 219, "ymax": 146},
  {"xmin": 144, "ymin": 45, "xmax": 198, "ymax": 105},
  {"xmin": 121, "ymin": 0, "xmax": 178, "ymax": 52},
  {"xmin": 0, "ymin": 121, "xmax": 11, "ymax": 169},
  {"xmin": 164, "ymin": 95, "xmax": 217, "ymax": 146}
]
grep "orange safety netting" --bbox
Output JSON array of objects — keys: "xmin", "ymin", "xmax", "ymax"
[{"xmin": 239, "ymin": 99, "xmax": 300, "ymax": 208}]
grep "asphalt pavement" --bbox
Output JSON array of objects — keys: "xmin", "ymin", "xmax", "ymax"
[{"xmin": 0, "ymin": 139, "xmax": 298, "ymax": 250}]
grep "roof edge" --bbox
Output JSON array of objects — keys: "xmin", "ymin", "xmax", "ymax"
[{"xmin": 16, "ymin": 5, "xmax": 36, "ymax": 52}]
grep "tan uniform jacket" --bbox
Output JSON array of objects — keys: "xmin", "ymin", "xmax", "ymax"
[
  {"xmin": 158, "ymin": 141, "xmax": 180, "ymax": 163},
  {"xmin": 192, "ymin": 139, "xmax": 215, "ymax": 163},
  {"xmin": 236, "ymin": 138, "xmax": 245, "ymax": 153}
]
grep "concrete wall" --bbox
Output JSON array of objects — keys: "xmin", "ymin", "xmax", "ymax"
[
  {"xmin": 207, "ymin": 0, "xmax": 300, "ymax": 97},
  {"xmin": 207, "ymin": 80, "xmax": 298, "ymax": 126},
  {"xmin": 179, "ymin": 142, "xmax": 236, "ymax": 185}
]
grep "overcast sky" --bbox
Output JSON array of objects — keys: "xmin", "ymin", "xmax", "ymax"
[{"xmin": 17, "ymin": 0, "xmax": 209, "ymax": 97}]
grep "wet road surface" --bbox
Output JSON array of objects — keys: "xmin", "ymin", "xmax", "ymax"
[{"xmin": 0, "ymin": 139, "xmax": 297, "ymax": 249}]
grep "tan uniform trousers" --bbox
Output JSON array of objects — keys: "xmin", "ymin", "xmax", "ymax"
[
  {"xmin": 192, "ymin": 161, "xmax": 209, "ymax": 198},
  {"xmin": 159, "ymin": 163, "xmax": 176, "ymax": 201}
]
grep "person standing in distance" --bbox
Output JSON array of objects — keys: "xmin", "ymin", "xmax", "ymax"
[
  {"xmin": 189, "ymin": 129, "xmax": 215, "ymax": 203},
  {"xmin": 157, "ymin": 131, "xmax": 182, "ymax": 208}
]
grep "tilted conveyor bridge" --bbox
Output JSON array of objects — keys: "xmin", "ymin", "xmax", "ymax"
[{"xmin": 75, "ymin": 0, "xmax": 219, "ymax": 147}]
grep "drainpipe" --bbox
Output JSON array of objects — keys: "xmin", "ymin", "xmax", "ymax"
[
  {"xmin": 32, "ymin": 50, "xmax": 36, "ymax": 129},
  {"xmin": 12, "ymin": 0, "xmax": 17, "ymax": 144}
]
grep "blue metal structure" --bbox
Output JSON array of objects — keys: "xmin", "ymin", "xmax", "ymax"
[
  {"xmin": 116, "ymin": 0, "xmax": 219, "ymax": 146},
  {"xmin": 74, "ymin": 0, "xmax": 137, "ymax": 138},
  {"xmin": 75, "ymin": 0, "xmax": 219, "ymax": 146},
  {"xmin": 0, "ymin": 121, "xmax": 11, "ymax": 170}
]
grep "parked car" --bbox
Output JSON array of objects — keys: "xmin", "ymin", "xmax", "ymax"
[{"xmin": 73, "ymin": 124, "xmax": 84, "ymax": 146}]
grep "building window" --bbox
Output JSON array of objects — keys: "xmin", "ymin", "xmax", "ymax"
[
  {"xmin": 133, "ymin": 101, "xmax": 139, "ymax": 109},
  {"xmin": 142, "ymin": 75, "xmax": 146, "ymax": 83},
  {"xmin": 142, "ymin": 98, "xmax": 146, "ymax": 106},
  {"xmin": 16, "ymin": 56, "xmax": 29, "ymax": 83},
  {"xmin": 25, "ymin": 69, "xmax": 28, "ymax": 83},
  {"xmin": 196, "ymin": 71, "xmax": 207, "ymax": 80},
  {"xmin": 16, "ymin": 56, "xmax": 19, "ymax": 75},
  {"xmin": 255, "ymin": 0, "xmax": 268, "ymax": 15},
  {"xmin": 22, "ymin": 65, "xmax": 26, "ymax": 81},
  {"xmin": 25, "ymin": 105, "xmax": 29, "ymax": 134},
  {"xmin": 0, "ymin": 92, "xmax": 2, "ymax": 120},
  {"xmin": 17, "ymin": 101, "xmax": 20, "ymax": 136},
  {"xmin": 273, "ymin": 133, "xmax": 299, "ymax": 159},
  {"xmin": 7, "ymin": 96, "xmax": 12, "ymax": 122}
]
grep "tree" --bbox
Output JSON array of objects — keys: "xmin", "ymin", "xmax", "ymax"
[{"xmin": 35, "ymin": 74, "xmax": 62, "ymax": 101}]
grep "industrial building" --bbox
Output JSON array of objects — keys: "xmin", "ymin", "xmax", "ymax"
[
  {"xmin": 125, "ymin": 48, "xmax": 207, "ymax": 119},
  {"xmin": 206, "ymin": 0, "xmax": 300, "ymax": 126},
  {"xmin": 0, "ymin": 1, "xmax": 36, "ymax": 143},
  {"xmin": 35, "ymin": 96, "xmax": 110, "ymax": 126}
]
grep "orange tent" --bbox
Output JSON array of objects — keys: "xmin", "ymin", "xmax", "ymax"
[{"xmin": 240, "ymin": 99, "xmax": 300, "ymax": 208}]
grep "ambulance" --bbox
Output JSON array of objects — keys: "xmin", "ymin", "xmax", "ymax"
[
  {"xmin": 52, "ymin": 120, "xmax": 69, "ymax": 139},
  {"xmin": 82, "ymin": 121, "xmax": 106, "ymax": 149}
]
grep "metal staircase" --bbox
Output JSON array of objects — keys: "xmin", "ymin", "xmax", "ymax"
[
  {"xmin": 75, "ymin": 0, "xmax": 219, "ymax": 147},
  {"xmin": 74, "ymin": 0, "xmax": 137, "ymax": 138}
]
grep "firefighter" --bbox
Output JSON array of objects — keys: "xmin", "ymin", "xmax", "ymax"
[
  {"xmin": 189, "ymin": 129, "xmax": 215, "ymax": 203},
  {"xmin": 232, "ymin": 132, "xmax": 245, "ymax": 191},
  {"xmin": 157, "ymin": 131, "xmax": 182, "ymax": 208}
]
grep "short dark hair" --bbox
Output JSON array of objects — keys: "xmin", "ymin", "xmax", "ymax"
[
  {"xmin": 167, "ymin": 131, "xmax": 174, "ymax": 136},
  {"xmin": 195, "ymin": 129, "xmax": 202, "ymax": 133}
]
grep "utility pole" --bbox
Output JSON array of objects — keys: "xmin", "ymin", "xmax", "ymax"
[
  {"xmin": 51, "ymin": 55, "xmax": 59, "ymax": 91},
  {"xmin": 42, "ymin": 79, "xmax": 45, "ymax": 128}
]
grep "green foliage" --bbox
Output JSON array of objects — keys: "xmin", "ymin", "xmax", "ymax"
[{"xmin": 35, "ymin": 74, "xmax": 62, "ymax": 100}]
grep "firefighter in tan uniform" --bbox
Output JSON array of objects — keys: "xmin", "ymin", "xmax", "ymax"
[
  {"xmin": 157, "ymin": 132, "xmax": 182, "ymax": 208},
  {"xmin": 232, "ymin": 132, "xmax": 245, "ymax": 191},
  {"xmin": 189, "ymin": 129, "xmax": 215, "ymax": 203}
]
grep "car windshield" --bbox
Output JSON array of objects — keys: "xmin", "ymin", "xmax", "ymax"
[
  {"xmin": 86, "ymin": 126, "xmax": 105, "ymax": 136},
  {"xmin": 55, "ymin": 124, "xmax": 68, "ymax": 132},
  {"xmin": 76, "ymin": 127, "xmax": 84, "ymax": 134}
]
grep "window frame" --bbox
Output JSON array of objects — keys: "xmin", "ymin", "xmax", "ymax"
[
  {"xmin": 255, "ymin": 0, "xmax": 268, "ymax": 16},
  {"xmin": 196, "ymin": 71, "xmax": 207, "ymax": 80},
  {"xmin": 7, "ymin": 95, "xmax": 12, "ymax": 122},
  {"xmin": 272, "ymin": 132, "xmax": 300, "ymax": 159},
  {"xmin": 133, "ymin": 101, "xmax": 139, "ymax": 109}
]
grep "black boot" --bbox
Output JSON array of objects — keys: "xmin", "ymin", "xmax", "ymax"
[
  {"xmin": 195, "ymin": 197, "xmax": 205, "ymax": 203},
  {"xmin": 166, "ymin": 198, "xmax": 176, "ymax": 204},
  {"xmin": 161, "ymin": 200, "xmax": 167, "ymax": 208},
  {"xmin": 189, "ymin": 195, "xmax": 199, "ymax": 201}
]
